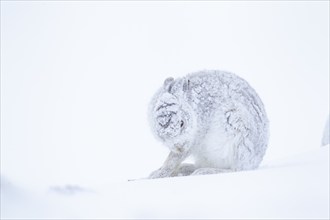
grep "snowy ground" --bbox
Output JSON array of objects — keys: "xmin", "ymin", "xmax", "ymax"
[{"xmin": 2, "ymin": 145, "xmax": 329, "ymax": 219}]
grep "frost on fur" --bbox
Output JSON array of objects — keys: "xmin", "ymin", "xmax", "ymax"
[{"xmin": 148, "ymin": 70, "xmax": 270, "ymax": 179}]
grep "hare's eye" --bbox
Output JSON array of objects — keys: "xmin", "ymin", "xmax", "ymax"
[{"xmin": 180, "ymin": 120, "xmax": 184, "ymax": 128}]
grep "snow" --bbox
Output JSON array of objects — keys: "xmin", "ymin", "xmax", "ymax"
[
  {"xmin": 322, "ymin": 116, "xmax": 329, "ymax": 146},
  {"xmin": 1, "ymin": 146, "xmax": 329, "ymax": 219}
]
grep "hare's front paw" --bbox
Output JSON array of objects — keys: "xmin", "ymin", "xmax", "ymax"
[{"xmin": 148, "ymin": 168, "xmax": 171, "ymax": 179}]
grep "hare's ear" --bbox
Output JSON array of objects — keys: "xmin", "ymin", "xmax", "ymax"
[
  {"xmin": 163, "ymin": 77, "xmax": 174, "ymax": 92},
  {"xmin": 183, "ymin": 79, "xmax": 190, "ymax": 92}
]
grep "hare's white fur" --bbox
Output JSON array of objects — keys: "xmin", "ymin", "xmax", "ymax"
[{"xmin": 148, "ymin": 70, "xmax": 269, "ymax": 178}]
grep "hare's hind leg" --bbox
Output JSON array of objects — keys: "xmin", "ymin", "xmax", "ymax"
[
  {"xmin": 171, "ymin": 163, "xmax": 197, "ymax": 177},
  {"xmin": 191, "ymin": 168, "xmax": 232, "ymax": 176}
]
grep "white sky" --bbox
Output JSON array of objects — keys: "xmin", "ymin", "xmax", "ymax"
[{"xmin": 1, "ymin": 1, "xmax": 329, "ymax": 189}]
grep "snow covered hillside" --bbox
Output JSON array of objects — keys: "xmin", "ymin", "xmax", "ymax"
[{"xmin": 2, "ymin": 146, "xmax": 329, "ymax": 219}]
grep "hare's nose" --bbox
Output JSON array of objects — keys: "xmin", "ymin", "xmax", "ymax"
[
  {"xmin": 158, "ymin": 117, "xmax": 171, "ymax": 129},
  {"xmin": 159, "ymin": 121, "xmax": 170, "ymax": 129}
]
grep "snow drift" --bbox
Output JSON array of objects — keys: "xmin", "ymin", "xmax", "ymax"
[{"xmin": 1, "ymin": 145, "xmax": 329, "ymax": 219}]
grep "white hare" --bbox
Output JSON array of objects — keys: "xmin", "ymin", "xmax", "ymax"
[{"xmin": 148, "ymin": 70, "xmax": 269, "ymax": 178}]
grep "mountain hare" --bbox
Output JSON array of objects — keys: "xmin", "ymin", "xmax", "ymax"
[{"xmin": 148, "ymin": 70, "xmax": 269, "ymax": 178}]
